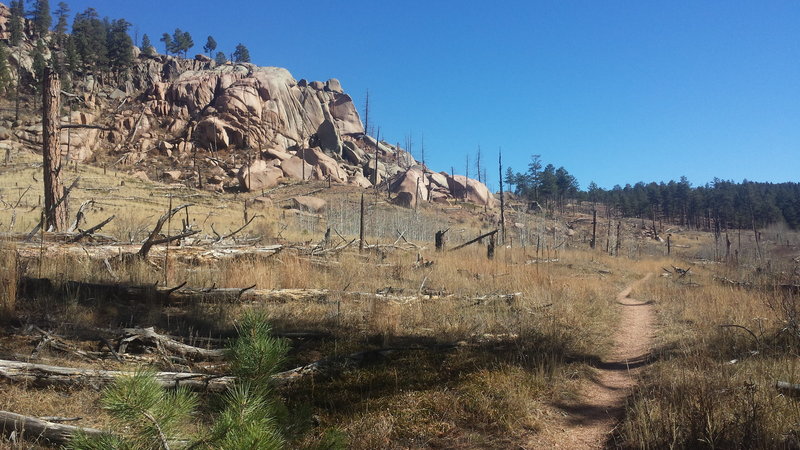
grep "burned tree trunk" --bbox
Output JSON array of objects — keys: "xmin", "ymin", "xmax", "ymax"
[
  {"xmin": 590, "ymin": 209, "xmax": 597, "ymax": 249},
  {"xmin": 435, "ymin": 229, "xmax": 448, "ymax": 252},
  {"xmin": 42, "ymin": 68, "xmax": 67, "ymax": 232}
]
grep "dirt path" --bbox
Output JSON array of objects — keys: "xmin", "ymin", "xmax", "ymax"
[{"xmin": 536, "ymin": 273, "xmax": 655, "ymax": 449}]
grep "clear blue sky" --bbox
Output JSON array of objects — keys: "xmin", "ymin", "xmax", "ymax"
[{"xmin": 62, "ymin": 0, "xmax": 799, "ymax": 190}]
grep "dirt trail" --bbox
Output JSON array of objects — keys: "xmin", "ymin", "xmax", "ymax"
[{"xmin": 536, "ymin": 273, "xmax": 655, "ymax": 449}]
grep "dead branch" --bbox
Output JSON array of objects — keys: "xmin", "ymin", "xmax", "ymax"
[
  {"xmin": 216, "ymin": 214, "xmax": 261, "ymax": 243},
  {"xmin": 138, "ymin": 203, "xmax": 193, "ymax": 258},
  {"xmin": 67, "ymin": 199, "xmax": 95, "ymax": 232},
  {"xmin": 67, "ymin": 215, "xmax": 115, "ymax": 243},
  {"xmin": 58, "ymin": 124, "xmax": 115, "ymax": 131},
  {"xmin": 450, "ymin": 229, "xmax": 498, "ymax": 252},
  {"xmin": 719, "ymin": 324, "xmax": 761, "ymax": 348}
]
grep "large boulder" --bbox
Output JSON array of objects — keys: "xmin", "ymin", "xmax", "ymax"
[
  {"xmin": 446, "ymin": 174, "xmax": 497, "ymax": 207},
  {"xmin": 290, "ymin": 196, "xmax": 326, "ymax": 213},
  {"xmin": 315, "ymin": 119, "xmax": 342, "ymax": 155},
  {"xmin": 342, "ymin": 141, "xmax": 366, "ymax": 165},
  {"xmin": 390, "ymin": 168, "xmax": 429, "ymax": 208},
  {"xmin": 237, "ymin": 159, "xmax": 283, "ymax": 191},
  {"xmin": 280, "ymin": 156, "xmax": 313, "ymax": 181},
  {"xmin": 299, "ymin": 148, "xmax": 347, "ymax": 183}
]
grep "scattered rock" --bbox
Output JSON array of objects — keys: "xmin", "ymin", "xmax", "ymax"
[
  {"xmin": 237, "ymin": 159, "xmax": 283, "ymax": 191},
  {"xmin": 290, "ymin": 196, "xmax": 326, "ymax": 213}
]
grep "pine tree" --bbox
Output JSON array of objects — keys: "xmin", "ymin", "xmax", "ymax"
[
  {"xmin": 106, "ymin": 18, "xmax": 133, "ymax": 75},
  {"xmin": 160, "ymin": 33, "xmax": 173, "ymax": 55},
  {"xmin": 9, "ymin": 0, "xmax": 24, "ymax": 46},
  {"xmin": 203, "ymin": 35, "xmax": 217, "ymax": 56},
  {"xmin": 31, "ymin": 39, "xmax": 48, "ymax": 81},
  {"xmin": 179, "ymin": 30, "xmax": 193, "ymax": 57},
  {"xmin": 233, "ymin": 43, "xmax": 250, "ymax": 63},
  {"xmin": 54, "ymin": 2, "xmax": 69, "ymax": 35},
  {"xmin": 32, "ymin": 0, "xmax": 52, "ymax": 37},
  {"xmin": 141, "ymin": 33, "xmax": 155, "ymax": 56},
  {"xmin": 214, "ymin": 51, "xmax": 227, "ymax": 65},
  {"xmin": 0, "ymin": 44, "xmax": 12, "ymax": 94},
  {"xmin": 72, "ymin": 8, "xmax": 107, "ymax": 72},
  {"xmin": 64, "ymin": 34, "xmax": 79, "ymax": 75}
]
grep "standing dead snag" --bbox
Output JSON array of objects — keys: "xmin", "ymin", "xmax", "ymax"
[
  {"xmin": 42, "ymin": 68, "xmax": 67, "ymax": 232},
  {"xmin": 138, "ymin": 204, "xmax": 198, "ymax": 258},
  {"xmin": 435, "ymin": 229, "xmax": 448, "ymax": 252}
]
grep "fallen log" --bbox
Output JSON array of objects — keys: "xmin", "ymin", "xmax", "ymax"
[
  {"xmin": 0, "ymin": 359, "xmax": 235, "ymax": 392},
  {"xmin": 120, "ymin": 327, "xmax": 227, "ymax": 361},
  {"xmin": 0, "ymin": 410, "xmax": 105, "ymax": 445},
  {"xmin": 776, "ymin": 381, "xmax": 800, "ymax": 399}
]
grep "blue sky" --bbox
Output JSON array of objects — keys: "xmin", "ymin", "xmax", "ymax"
[{"xmin": 62, "ymin": 1, "xmax": 799, "ymax": 190}]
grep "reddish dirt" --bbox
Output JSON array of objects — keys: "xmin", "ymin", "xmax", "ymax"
[{"xmin": 531, "ymin": 273, "xmax": 655, "ymax": 449}]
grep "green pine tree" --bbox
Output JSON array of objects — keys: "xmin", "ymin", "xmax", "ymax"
[
  {"xmin": 8, "ymin": 0, "xmax": 25, "ymax": 46},
  {"xmin": 214, "ymin": 51, "xmax": 227, "ymax": 65},
  {"xmin": 72, "ymin": 8, "xmax": 108, "ymax": 72},
  {"xmin": 106, "ymin": 18, "xmax": 133, "ymax": 75},
  {"xmin": 203, "ymin": 35, "xmax": 217, "ymax": 56},
  {"xmin": 160, "ymin": 32, "xmax": 173, "ymax": 55},
  {"xmin": 232, "ymin": 43, "xmax": 250, "ymax": 63},
  {"xmin": 32, "ymin": 0, "xmax": 52, "ymax": 37},
  {"xmin": 53, "ymin": 2, "xmax": 70, "ymax": 44},
  {"xmin": 141, "ymin": 33, "xmax": 155, "ymax": 56},
  {"xmin": 31, "ymin": 39, "xmax": 48, "ymax": 81}
]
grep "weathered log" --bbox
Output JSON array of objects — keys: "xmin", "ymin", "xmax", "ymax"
[
  {"xmin": 0, "ymin": 359, "xmax": 235, "ymax": 392},
  {"xmin": 0, "ymin": 410, "xmax": 105, "ymax": 445},
  {"xmin": 776, "ymin": 381, "xmax": 800, "ymax": 398},
  {"xmin": 120, "ymin": 327, "xmax": 227, "ymax": 361}
]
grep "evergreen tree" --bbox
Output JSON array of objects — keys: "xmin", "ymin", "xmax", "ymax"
[
  {"xmin": 178, "ymin": 30, "xmax": 193, "ymax": 57},
  {"xmin": 31, "ymin": 38, "xmax": 48, "ymax": 81},
  {"xmin": 9, "ymin": 0, "xmax": 25, "ymax": 46},
  {"xmin": 54, "ymin": 2, "xmax": 69, "ymax": 34},
  {"xmin": 140, "ymin": 33, "xmax": 155, "ymax": 56},
  {"xmin": 232, "ymin": 43, "xmax": 250, "ymax": 63},
  {"xmin": 106, "ymin": 18, "xmax": 133, "ymax": 75},
  {"xmin": 72, "ymin": 8, "xmax": 107, "ymax": 72},
  {"xmin": 32, "ymin": 0, "xmax": 52, "ymax": 37},
  {"xmin": 168, "ymin": 28, "xmax": 193, "ymax": 57},
  {"xmin": 214, "ymin": 50, "xmax": 227, "ymax": 65},
  {"xmin": 0, "ymin": 44, "xmax": 12, "ymax": 94},
  {"xmin": 63, "ymin": 34, "xmax": 79, "ymax": 75},
  {"xmin": 203, "ymin": 35, "xmax": 217, "ymax": 56},
  {"xmin": 160, "ymin": 33, "xmax": 173, "ymax": 55}
]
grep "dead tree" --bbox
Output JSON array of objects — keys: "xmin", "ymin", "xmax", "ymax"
[
  {"xmin": 450, "ymin": 229, "xmax": 498, "ymax": 252},
  {"xmin": 498, "ymin": 149, "xmax": 505, "ymax": 244},
  {"xmin": 435, "ymin": 229, "xmax": 448, "ymax": 252},
  {"xmin": 590, "ymin": 209, "xmax": 597, "ymax": 249},
  {"xmin": 138, "ymin": 204, "xmax": 198, "ymax": 258},
  {"xmin": 42, "ymin": 68, "xmax": 67, "ymax": 231}
]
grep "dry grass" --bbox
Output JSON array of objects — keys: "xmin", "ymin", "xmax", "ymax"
[{"xmin": 617, "ymin": 257, "xmax": 800, "ymax": 449}]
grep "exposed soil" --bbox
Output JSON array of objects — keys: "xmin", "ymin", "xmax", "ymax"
[{"xmin": 533, "ymin": 273, "xmax": 655, "ymax": 448}]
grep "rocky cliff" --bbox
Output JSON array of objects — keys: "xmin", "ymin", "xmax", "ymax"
[{"xmin": 0, "ymin": 9, "xmax": 497, "ymax": 208}]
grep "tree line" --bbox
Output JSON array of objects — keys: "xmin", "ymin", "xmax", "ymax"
[
  {"xmin": 505, "ymin": 155, "xmax": 800, "ymax": 231},
  {"xmin": 0, "ymin": 0, "xmax": 252, "ymax": 94}
]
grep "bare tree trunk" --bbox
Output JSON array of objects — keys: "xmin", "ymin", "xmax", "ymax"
[
  {"xmin": 359, "ymin": 193, "xmax": 365, "ymax": 253},
  {"xmin": 42, "ymin": 68, "xmax": 67, "ymax": 231},
  {"xmin": 590, "ymin": 209, "xmax": 597, "ymax": 249},
  {"xmin": 498, "ymin": 149, "xmax": 505, "ymax": 244}
]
